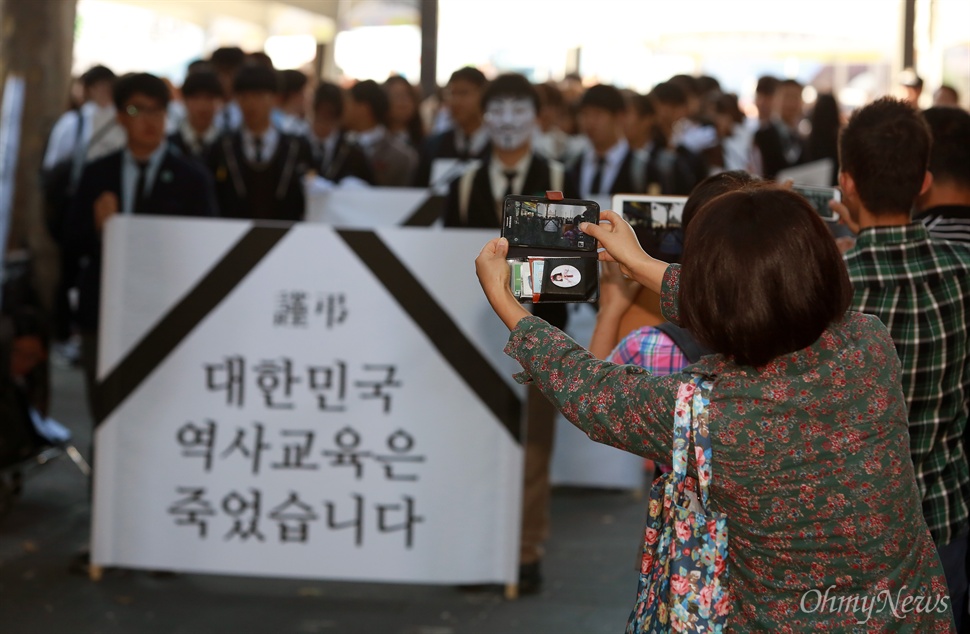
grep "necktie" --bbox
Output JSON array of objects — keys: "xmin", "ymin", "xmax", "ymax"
[
  {"xmin": 133, "ymin": 160, "xmax": 148, "ymax": 214},
  {"xmin": 590, "ymin": 156, "xmax": 606, "ymax": 195},
  {"xmin": 253, "ymin": 135, "xmax": 264, "ymax": 163},
  {"xmin": 503, "ymin": 170, "xmax": 517, "ymax": 200}
]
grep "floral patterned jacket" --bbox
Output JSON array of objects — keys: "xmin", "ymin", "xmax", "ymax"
[{"xmin": 504, "ymin": 264, "xmax": 954, "ymax": 633}]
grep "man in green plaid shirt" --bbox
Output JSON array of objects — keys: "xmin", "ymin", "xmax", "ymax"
[{"xmin": 836, "ymin": 97, "xmax": 970, "ymax": 629}]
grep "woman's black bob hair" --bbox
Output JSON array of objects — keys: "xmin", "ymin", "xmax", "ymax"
[{"xmin": 678, "ymin": 185, "xmax": 853, "ymax": 367}]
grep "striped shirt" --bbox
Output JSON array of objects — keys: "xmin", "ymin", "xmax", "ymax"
[
  {"xmin": 917, "ymin": 204, "xmax": 970, "ymax": 244},
  {"xmin": 844, "ymin": 222, "xmax": 970, "ymax": 546}
]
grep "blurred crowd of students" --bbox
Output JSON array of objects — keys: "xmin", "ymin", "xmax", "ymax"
[
  {"xmin": 35, "ymin": 46, "xmax": 964, "ymax": 369},
  {"xmin": 41, "ymin": 46, "xmax": 966, "ymax": 225}
]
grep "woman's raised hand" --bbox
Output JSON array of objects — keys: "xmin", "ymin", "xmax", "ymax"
[
  {"xmin": 580, "ymin": 210, "xmax": 669, "ymax": 294},
  {"xmin": 475, "ymin": 237, "xmax": 530, "ymax": 331}
]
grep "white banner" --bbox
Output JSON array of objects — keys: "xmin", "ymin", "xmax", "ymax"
[
  {"xmin": 92, "ymin": 216, "xmax": 524, "ymax": 584},
  {"xmin": 305, "ymin": 187, "xmax": 439, "ymax": 228}
]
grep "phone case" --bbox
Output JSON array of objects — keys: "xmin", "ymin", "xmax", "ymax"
[{"xmin": 502, "ymin": 194, "xmax": 600, "ymax": 304}]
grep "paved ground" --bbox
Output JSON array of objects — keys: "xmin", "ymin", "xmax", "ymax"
[{"xmin": 0, "ymin": 363, "xmax": 649, "ymax": 634}]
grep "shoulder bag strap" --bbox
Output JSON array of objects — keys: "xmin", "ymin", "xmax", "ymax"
[
  {"xmin": 670, "ymin": 379, "xmax": 696, "ymax": 493},
  {"xmin": 655, "ymin": 322, "xmax": 711, "ymax": 364},
  {"xmin": 687, "ymin": 374, "xmax": 715, "ymax": 510}
]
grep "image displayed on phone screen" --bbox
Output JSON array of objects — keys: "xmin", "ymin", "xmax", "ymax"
[{"xmin": 503, "ymin": 199, "xmax": 598, "ymax": 251}]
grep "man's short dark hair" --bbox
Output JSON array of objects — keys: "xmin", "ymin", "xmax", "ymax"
[
  {"xmin": 247, "ymin": 51, "xmax": 275, "ymax": 69},
  {"xmin": 578, "ymin": 84, "xmax": 626, "ymax": 114},
  {"xmin": 629, "ymin": 92, "xmax": 655, "ymax": 119},
  {"xmin": 448, "ymin": 66, "xmax": 487, "ymax": 88},
  {"xmin": 668, "ymin": 74, "xmax": 699, "ymax": 96},
  {"xmin": 181, "ymin": 70, "xmax": 223, "ymax": 99},
  {"xmin": 481, "ymin": 73, "xmax": 540, "ymax": 112},
  {"xmin": 313, "ymin": 82, "xmax": 344, "ymax": 118},
  {"xmin": 185, "ymin": 59, "xmax": 212, "ymax": 76},
  {"xmin": 696, "ymin": 75, "xmax": 721, "ymax": 96},
  {"xmin": 349, "ymin": 79, "xmax": 389, "ymax": 123},
  {"xmin": 839, "ymin": 97, "xmax": 931, "ymax": 214},
  {"xmin": 755, "ymin": 75, "xmax": 778, "ymax": 96},
  {"xmin": 232, "ymin": 65, "xmax": 279, "ymax": 94},
  {"xmin": 113, "ymin": 72, "xmax": 170, "ymax": 110},
  {"xmin": 682, "ymin": 170, "xmax": 760, "ymax": 231},
  {"xmin": 713, "ymin": 92, "xmax": 745, "ymax": 125},
  {"xmin": 779, "ymin": 78, "xmax": 803, "ymax": 91},
  {"xmin": 650, "ymin": 81, "xmax": 687, "ymax": 107},
  {"xmin": 81, "ymin": 65, "xmax": 116, "ymax": 89},
  {"xmin": 535, "ymin": 82, "xmax": 564, "ymax": 109},
  {"xmin": 680, "ymin": 186, "xmax": 852, "ymax": 367},
  {"xmin": 209, "ymin": 47, "xmax": 246, "ymax": 73},
  {"xmin": 923, "ymin": 106, "xmax": 970, "ymax": 189},
  {"xmin": 935, "ymin": 84, "xmax": 959, "ymax": 103},
  {"xmin": 278, "ymin": 69, "xmax": 308, "ymax": 99}
]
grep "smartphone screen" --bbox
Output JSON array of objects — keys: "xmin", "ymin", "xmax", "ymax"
[
  {"xmin": 502, "ymin": 196, "xmax": 599, "ymax": 251},
  {"xmin": 618, "ymin": 197, "xmax": 687, "ymax": 229},
  {"xmin": 793, "ymin": 185, "xmax": 841, "ymax": 221}
]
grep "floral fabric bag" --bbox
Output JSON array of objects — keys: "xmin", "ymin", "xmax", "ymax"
[{"xmin": 626, "ymin": 375, "xmax": 729, "ymax": 633}]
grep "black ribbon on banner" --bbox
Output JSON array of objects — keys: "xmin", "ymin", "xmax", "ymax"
[
  {"xmin": 337, "ymin": 230, "xmax": 523, "ymax": 443},
  {"xmin": 93, "ymin": 224, "xmax": 292, "ymax": 425},
  {"xmin": 401, "ymin": 194, "xmax": 445, "ymax": 227},
  {"xmin": 95, "ymin": 223, "xmax": 522, "ymax": 445}
]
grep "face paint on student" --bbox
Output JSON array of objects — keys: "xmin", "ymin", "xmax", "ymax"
[{"xmin": 484, "ymin": 97, "xmax": 536, "ymax": 151}]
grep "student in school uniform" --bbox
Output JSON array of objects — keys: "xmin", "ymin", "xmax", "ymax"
[
  {"xmin": 207, "ymin": 65, "xmax": 314, "ymax": 220},
  {"xmin": 343, "ymin": 80, "xmax": 418, "ymax": 188},
  {"xmin": 413, "ymin": 66, "xmax": 490, "ymax": 188},
  {"xmin": 569, "ymin": 83, "xmax": 640, "ymax": 198},
  {"xmin": 309, "ymin": 82, "xmax": 373, "ymax": 186},
  {"xmin": 63, "ymin": 70, "xmax": 218, "ymax": 452},
  {"xmin": 167, "ymin": 70, "xmax": 223, "ymax": 164}
]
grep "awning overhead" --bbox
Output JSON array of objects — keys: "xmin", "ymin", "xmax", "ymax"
[{"xmin": 108, "ymin": 0, "xmax": 339, "ymax": 38}]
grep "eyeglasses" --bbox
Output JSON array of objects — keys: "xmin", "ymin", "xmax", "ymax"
[{"xmin": 125, "ymin": 104, "xmax": 166, "ymax": 119}]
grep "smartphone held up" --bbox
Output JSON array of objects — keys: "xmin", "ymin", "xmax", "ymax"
[
  {"xmin": 792, "ymin": 185, "xmax": 841, "ymax": 222},
  {"xmin": 501, "ymin": 192, "xmax": 600, "ymax": 304}
]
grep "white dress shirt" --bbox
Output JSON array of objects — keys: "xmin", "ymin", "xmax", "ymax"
[
  {"xmin": 488, "ymin": 151, "xmax": 533, "ymax": 208},
  {"xmin": 178, "ymin": 119, "xmax": 220, "ymax": 155},
  {"xmin": 314, "ymin": 129, "xmax": 340, "ymax": 172},
  {"xmin": 43, "ymin": 101, "xmax": 126, "ymax": 169},
  {"xmin": 349, "ymin": 125, "xmax": 387, "ymax": 159},
  {"xmin": 454, "ymin": 125, "xmax": 489, "ymax": 157},
  {"xmin": 240, "ymin": 126, "xmax": 280, "ymax": 164},
  {"xmin": 579, "ymin": 138, "xmax": 628, "ymax": 198}
]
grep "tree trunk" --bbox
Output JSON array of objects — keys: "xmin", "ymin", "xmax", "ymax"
[{"xmin": 0, "ymin": 0, "xmax": 77, "ymax": 312}]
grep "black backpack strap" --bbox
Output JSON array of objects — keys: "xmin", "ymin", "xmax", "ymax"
[{"xmin": 654, "ymin": 321, "xmax": 711, "ymax": 364}]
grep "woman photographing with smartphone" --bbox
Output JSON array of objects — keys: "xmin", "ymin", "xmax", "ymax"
[{"xmin": 475, "ymin": 186, "xmax": 954, "ymax": 631}]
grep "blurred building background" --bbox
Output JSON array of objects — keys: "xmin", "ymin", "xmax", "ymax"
[{"xmin": 67, "ymin": 0, "xmax": 970, "ymax": 111}]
